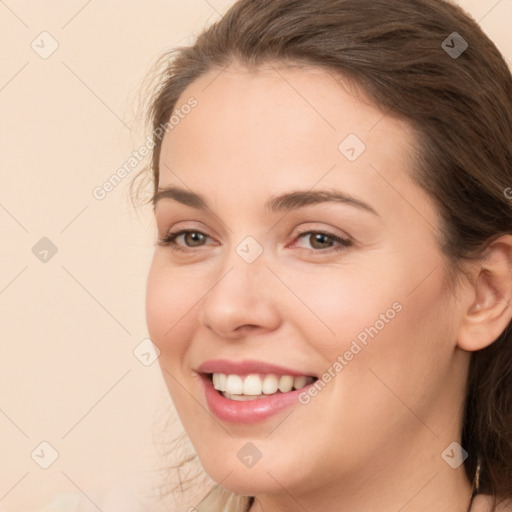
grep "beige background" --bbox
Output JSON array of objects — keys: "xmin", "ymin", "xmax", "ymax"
[{"xmin": 1, "ymin": 1, "xmax": 511, "ymax": 511}]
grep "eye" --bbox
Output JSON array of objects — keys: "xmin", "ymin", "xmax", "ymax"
[
  {"xmin": 157, "ymin": 229, "xmax": 213, "ymax": 251},
  {"xmin": 156, "ymin": 229, "xmax": 352, "ymax": 253},
  {"xmin": 292, "ymin": 230, "xmax": 352, "ymax": 252}
]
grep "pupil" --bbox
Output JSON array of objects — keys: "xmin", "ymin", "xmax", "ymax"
[
  {"xmin": 313, "ymin": 233, "xmax": 330, "ymax": 248},
  {"xmin": 187, "ymin": 232, "xmax": 203, "ymax": 246}
]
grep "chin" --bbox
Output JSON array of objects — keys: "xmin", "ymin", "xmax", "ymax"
[{"xmin": 194, "ymin": 442, "xmax": 302, "ymax": 496}]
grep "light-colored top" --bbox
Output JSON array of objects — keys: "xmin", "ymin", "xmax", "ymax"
[
  {"xmin": 30, "ymin": 484, "xmax": 150, "ymax": 512},
  {"xmin": 32, "ymin": 493, "xmax": 82, "ymax": 512}
]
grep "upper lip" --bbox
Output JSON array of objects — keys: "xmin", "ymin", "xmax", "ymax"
[{"xmin": 197, "ymin": 359, "xmax": 317, "ymax": 378}]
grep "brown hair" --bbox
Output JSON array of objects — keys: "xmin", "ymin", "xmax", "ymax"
[{"xmin": 133, "ymin": 0, "xmax": 512, "ymax": 509}]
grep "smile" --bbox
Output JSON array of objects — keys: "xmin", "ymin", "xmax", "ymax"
[
  {"xmin": 211, "ymin": 373, "xmax": 315, "ymax": 400},
  {"xmin": 197, "ymin": 360, "xmax": 318, "ymax": 423}
]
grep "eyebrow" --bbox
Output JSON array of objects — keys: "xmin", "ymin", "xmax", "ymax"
[{"xmin": 152, "ymin": 186, "xmax": 378, "ymax": 216}]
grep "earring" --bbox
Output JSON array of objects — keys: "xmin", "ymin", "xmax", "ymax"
[{"xmin": 474, "ymin": 456, "xmax": 481, "ymax": 493}]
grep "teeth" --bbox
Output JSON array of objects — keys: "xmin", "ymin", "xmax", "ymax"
[
  {"xmin": 225, "ymin": 374, "xmax": 243, "ymax": 394},
  {"xmin": 243, "ymin": 374, "xmax": 263, "ymax": 395},
  {"xmin": 223, "ymin": 392, "xmax": 263, "ymax": 401},
  {"xmin": 218, "ymin": 373, "xmax": 227, "ymax": 392},
  {"xmin": 293, "ymin": 376, "xmax": 308, "ymax": 389},
  {"xmin": 262, "ymin": 374, "xmax": 279, "ymax": 394},
  {"xmin": 212, "ymin": 373, "xmax": 220, "ymax": 390},
  {"xmin": 278, "ymin": 375, "xmax": 294, "ymax": 393},
  {"xmin": 211, "ymin": 372, "xmax": 314, "ymax": 398}
]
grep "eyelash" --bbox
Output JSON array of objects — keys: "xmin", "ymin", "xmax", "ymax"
[{"xmin": 156, "ymin": 229, "xmax": 353, "ymax": 253}]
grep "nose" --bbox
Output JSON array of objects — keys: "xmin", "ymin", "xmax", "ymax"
[{"xmin": 198, "ymin": 251, "xmax": 281, "ymax": 339}]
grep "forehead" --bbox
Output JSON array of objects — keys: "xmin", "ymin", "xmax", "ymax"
[
  {"xmin": 161, "ymin": 62, "xmax": 414, "ymax": 168},
  {"xmin": 157, "ymin": 62, "xmax": 433, "ymax": 222}
]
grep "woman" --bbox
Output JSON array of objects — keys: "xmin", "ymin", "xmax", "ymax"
[{"xmin": 137, "ymin": 0, "xmax": 512, "ymax": 510}]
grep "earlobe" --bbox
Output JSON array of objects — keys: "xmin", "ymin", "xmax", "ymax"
[{"xmin": 457, "ymin": 234, "xmax": 512, "ymax": 352}]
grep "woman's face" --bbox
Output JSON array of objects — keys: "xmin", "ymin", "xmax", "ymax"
[{"xmin": 146, "ymin": 63, "xmax": 469, "ymax": 501}]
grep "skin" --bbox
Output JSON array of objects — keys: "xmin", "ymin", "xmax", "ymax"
[{"xmin": 145, "ymin": 62, "xmax": 512, "ymax": 512}]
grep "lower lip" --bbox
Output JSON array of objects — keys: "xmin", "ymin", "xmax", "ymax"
[{"xmin": 200, "ymin": 374, "xmax": 312, "ymax": 424}]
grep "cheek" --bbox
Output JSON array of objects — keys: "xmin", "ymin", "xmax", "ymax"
[
  {"xmin": 145, "ymin": 257, "xmax": 201, "ymax": 359},
  {"xmin": 145, "ymin": 260, "xmax": 206, "ymax": 419},
  {"xmin": 292, "ymin": 255, "xmax": 456, "ymax": 402},
  {"xmin": 336, "ymin": 264, "xmax": 457, "ymax": 419},
  {"xmin": 272, "ymin": 262, "xmax": 401, "ymax": 355}
]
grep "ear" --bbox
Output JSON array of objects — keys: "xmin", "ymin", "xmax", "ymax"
[{"xmin": 457, "ymin": 234, "xmax": 512, "ymax": 352}]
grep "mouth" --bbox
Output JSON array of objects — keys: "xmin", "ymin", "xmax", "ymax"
[
  {"xmin": 206, "ymin": 372, "xmax": 317, "ymax": 401},
  {"xmin": 196, "ymin": 360, "xmax": 319, "ymax": 424}
]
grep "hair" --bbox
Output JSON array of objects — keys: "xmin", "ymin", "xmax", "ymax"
[{"xmin": 131, "ymin": 0, "xmax": 512, "ymax": 510}]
